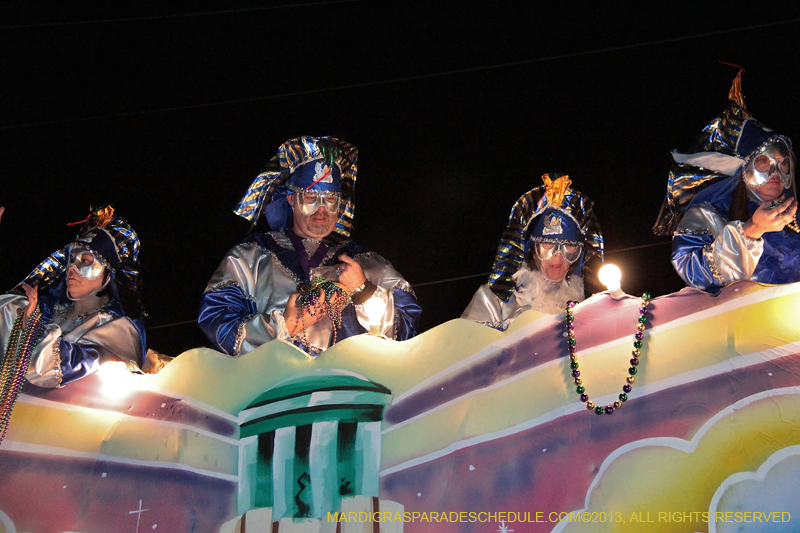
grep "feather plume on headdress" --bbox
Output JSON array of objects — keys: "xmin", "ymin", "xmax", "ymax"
[{"xmin": 543, "ymin": 174, "xmax": 571, "ymax": 206}]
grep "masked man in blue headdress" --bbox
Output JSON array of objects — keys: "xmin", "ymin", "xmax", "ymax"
[
  {"xmin": 198, "ymin": 136, "xmax": 422, "ymax": 356},
  {"xmin": 462, "ymin": 174, "xmax": 604, "ymax": 330},
  {"xmin": 653, "ymin": 70, "xmax": 799, "ymax": 290}
]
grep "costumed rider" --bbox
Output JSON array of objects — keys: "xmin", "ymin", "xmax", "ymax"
[
  {"xmin": 198, "ymin": 136, "xmax": 422, "ymax": 356},
  {"xmin": 0, "ymin": 205, "xmax": 147, "ymax": 388},
  {"xmin": 462, "ymin": 173, "xmax": 604, "ymax": 329},
  {"xmin": 653, "ymin": 68, "xmax": 799, "ymax": 290}
]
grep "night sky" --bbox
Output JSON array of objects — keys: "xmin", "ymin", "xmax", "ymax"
[{"xmin": 2, "ymin": 2, "xmax": 799, "ymax": 356}]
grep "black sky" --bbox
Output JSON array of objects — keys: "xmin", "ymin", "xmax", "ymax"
[{"xmin": 2, "ymin": 2, "xmax": 799, "ymax": 355}]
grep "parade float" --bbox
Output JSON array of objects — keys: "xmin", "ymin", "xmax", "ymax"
[{"xmin": 1, "ymin": 277, "xmax": 799, "ymax": 533}]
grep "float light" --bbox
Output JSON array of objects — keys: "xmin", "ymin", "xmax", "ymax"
[
  {"xmin": 599, "ymin": 264, "xmax": 625, "ymax": 299},
  {"xmin": 364, "ymin": 298, "xmax": 386, "ymax": 336},
  {"xmin": 97, "ymin": 361, "xmax": 141, "ymax": 398}
]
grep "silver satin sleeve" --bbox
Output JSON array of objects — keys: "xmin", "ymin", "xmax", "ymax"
[
  {"xmin": 0, "ymin": 295, "xmax": 62, "ymax": 387},
  {"xmin": 26, "ymin": 309, "xmax": 143, "ymax": 388},
  {"xmin": 0, "ymin": 294, "xmax": 27, "ymax": 351},
  {"xmin": 25, "ymin": 323, "xmax": 63, "ymax": 387},
  {"xmin": 460, "ymin": 285, "xmax": 523, "ymax": 331},
  {"xmin": 675, "ymin": 203, "xmax": 764, "ymax": 286},
  {"xmin": 205, "ymin": 243, "xmax": 294, "ymax": 355},
  {"xmin": 1, "ymin": 294, "xmax": 142, "ymax": 388},
  {"xmin": 352, "ymin": 252, "xmax": 414, "ymax": 339},
  {"xmin": 204, "ymin": 243, "xmax": 417, "ymax": 353}
]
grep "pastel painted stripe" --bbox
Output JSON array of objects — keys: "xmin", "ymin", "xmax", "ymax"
[
  {"xmin": 381, "ymin": 349, "xmax": 800, "ymax": 474},
  {"xmin": 21, "ymin": 376, "xmax": 238, "ymax": 436},
  {"xmin": 380, "ymin": 382, "xmax": 800, "ymax": 533},
  {"xmin": 17, "ymin": 394, "xmax": 239, "ymax": 446},
  {"xmin": 385, "ymin": 286, "xmax": 800, "ymax": 424},
  {"xmin": 0, "ymin": 439, "xmax": 239, "ymax": 482},
  {"xmin": 6, "ymin": 400, "xmax": 239, "ymax": 476}
]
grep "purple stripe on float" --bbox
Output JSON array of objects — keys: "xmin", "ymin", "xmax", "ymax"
[
  {"xmin": 0, "ymin": 452, "xmax": 236, "ymax": 532},
  {"xmin": 386, "ymin": 282, "xmax": 779, "ymax": 424},
  {"xmin": 381, "ymin": 352, "xmax": 800, "ymax": 533},
  {"xmin": 21, "ymin": 375, "xmax": 238, "ymax": 437}
]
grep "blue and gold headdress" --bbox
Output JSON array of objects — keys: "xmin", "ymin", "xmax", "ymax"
[
  {"xmin": 16, "ymin": 205, "xmax": 145, "ymax": 318},
  {"xmin": 653, "ymin": 68, "xmax": 793, "ymax": 236},
  {"xmin": 233, "ymin": 136, "xmax": 358, "ymax": 240},
  {"xmin": 487, "ymin": 174, "xmax": 604, "ymax": 302}
]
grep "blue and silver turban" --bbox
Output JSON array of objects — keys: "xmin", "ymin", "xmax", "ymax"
[
  {"xmin": 16, "ymin": 205, "xmax": 145, "ymax": 318},
  {"xmin": 487, "ymin": 174, "xmax": 604, "ymax": 302},
  {"xmin": 653, "ymin": 68, "xmax": 793, "ymax": 236},
  {"xmin": 233, "ymin": 136, "xmax": 358, "ymax": 240}
]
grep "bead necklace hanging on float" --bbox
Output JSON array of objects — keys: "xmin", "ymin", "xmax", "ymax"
[{"xmin": 564, "ymin": 292, "xmax": 651, "ymax": 415}]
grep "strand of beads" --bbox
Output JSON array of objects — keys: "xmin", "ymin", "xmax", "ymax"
[
  {"xmin": 565, "ymin": 292, "xmax": 651, "ymax": 416},
  {"xmin": 297, "ymin": 276, "xmax": 351, "ymax": 348},
  {"xmin": 0, "ymin": 306, "xmax": 45, "ymax": 444}
]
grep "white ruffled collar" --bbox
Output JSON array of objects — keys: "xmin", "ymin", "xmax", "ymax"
[{"xmin": 512, "ymin": 265, "xmax": 585, "ymax": 315}]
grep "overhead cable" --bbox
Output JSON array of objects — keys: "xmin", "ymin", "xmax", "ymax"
[
  {"xmin": 1, "ymin": 0, "xmax": 363, "ymax": 29},
  {"xmin": 4, "ymin": 18, "xmax": 799, "ymax": 130}
]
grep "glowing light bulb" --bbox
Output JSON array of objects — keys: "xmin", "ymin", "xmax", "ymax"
[
  {"xmin": 97, "ymin": 361, "xmax": 141, "ymax": 398},
  {"xmin": 598, "ymin": 264, "xmax": 624, "ymax": 299},
  {"xmin": 599, "ymin": 264, "xmax": 622, "ymax": 290},
  {"xmin": 364, "ymin": 298, "xmax": 386, "ymax": 335}
]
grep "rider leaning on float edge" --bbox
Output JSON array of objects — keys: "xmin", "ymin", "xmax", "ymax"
[
  {"xmin": 198, "ymin": 136, "xmax": 421, "ymax": 356},
  {"xmin": 653, "ymin": 69, "xmax": 800, "ymax": 290},
  {"xmin": 0, "ymin": 206, "xmax": 147, "ymax": 388},
  {"xmin": 462, "ymin": 173, "xmax": 604, "ymax": 330}
]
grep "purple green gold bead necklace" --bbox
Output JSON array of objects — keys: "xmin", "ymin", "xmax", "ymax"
[{"xmin": 564, "ymin": 292, "xmax": 651, "ymax": 415}]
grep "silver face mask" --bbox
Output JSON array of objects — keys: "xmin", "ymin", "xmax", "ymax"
[
  {"xmin": 534, "ymin": 242, "xmax": 583, "ymax": 264},
  {"xmin": 66, "ymin": 244, "xmax": 106, "ymax": 280},
  {"xmin": 294, "ymin": 191, "xmax": 340, "ymax": 216},
  {"xmin": 744, "ymin": 140, "xmax": 793, "ymax": 190}
]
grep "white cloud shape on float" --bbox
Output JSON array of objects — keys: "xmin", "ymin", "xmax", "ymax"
[
  {"xmin": 0, "ymin": 508, "xmax": 92, "ymax": 533},
  {"xmin": 550, "ymin": 386, "xmax": 800, "ymax": 533},
  {"xmin": 0, "ymin": 510, "xmax": 16, "ymax": 533},
  {"xmin": 708, "ymin": 446, "xmax": 800, "ymax": 533}
]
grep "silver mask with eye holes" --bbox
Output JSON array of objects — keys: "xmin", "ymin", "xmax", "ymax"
[
  {"xmin": 66, "ymin": 244, "xmax": 106, "ymax": 280},
  {"xmin": 534, "ymin": 242, "xmax": 583, "ymax": 264},
  {"xmin": 293, "ymin": 191, "xmax": 340, "ymax": 216},
  {"xmin": 744, "ymin": 140, "xmax": 794, "ymax": 191}
]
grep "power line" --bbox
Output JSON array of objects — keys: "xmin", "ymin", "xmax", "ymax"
[
  {"xmin": 0, "ymin": 0, "xmax": 363, "ymax": 29},
  {"xmin": 412, "ymin": 272, "xmax": 491, "ymax": 288},
  {"xmin": 4, "ymin": 17, "xmax": 800, "ymax": 131},
  {"xmin": 148, "ymin": 319, "xmax": 196, "ymax": 331},
  {"xmin": 605, "ymin": 242, "xmax": 670, "ymax": 254}
]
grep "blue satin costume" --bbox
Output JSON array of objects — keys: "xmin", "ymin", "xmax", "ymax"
[
  {"xmin": 198, "ymin": 230, "xmax": 421, "ymax": 356},
  {"xmin": 0, "ymin": 279, "xmax": 146, "ymax": 387},
  {"xmin": 1, "ymin": 210, "xmax": 147, "ymax": 388},
  {"xmin": 672, "ymin": 173, "xmax": 800, "ymax": 290}
]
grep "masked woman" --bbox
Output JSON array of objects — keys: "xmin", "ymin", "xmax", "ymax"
[
  {"xmin": 462, "ymin": 173, "xmax": 604, "ymax": 330},
  {"xmin": 653, "ymin": 70, "xmax": 799, "ymax": 290},
  {"xmin": 0, "ymin": 206, "xmax": 146, "ymax": 389}
]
